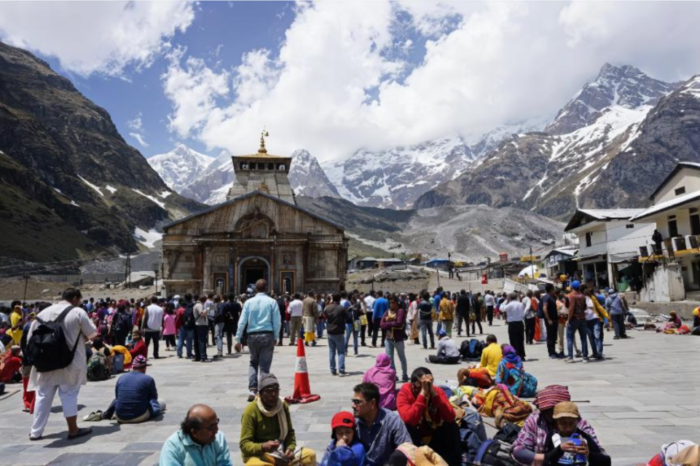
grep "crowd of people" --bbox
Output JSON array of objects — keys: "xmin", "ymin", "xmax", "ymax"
[{"xmin": 0, "ymin": 278, "xmax": 691, "ymax": 465}]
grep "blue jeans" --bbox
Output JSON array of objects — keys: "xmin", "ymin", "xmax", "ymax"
[
  {"xmin": 328, "ymin": 334, "xmax": 346, "ymax": 373},
  {"xmin": 177, "ymin": 327, "xmax": 194, "ymax": 358},
  {"xmin": 247, "ymin": 333, "xmax": 275, "ymax": 391},
  {"xmin": 317, "ymin": 320, "xmax": 325, "ymax": 339},
  {"xmin": 586, "ymin": 319, "xmax": 602, "ymax": 357},
  {"xmin": 215, "ymin": 322, "xmax": 225, "ymax": 353},
  {"xmin": 385, "ymin": 339, "xmax": 408, "ymax": 380},
  {"xmin": 420, "ymin": 320, "xmax": 435, "ymax": 349},
  {"xmin": 567, "ymin": 319, "xmax": 588, "ymax": 359},
  {"xmin": 344, "ymin": 323, "xmax": 359, "ymax": 355}
]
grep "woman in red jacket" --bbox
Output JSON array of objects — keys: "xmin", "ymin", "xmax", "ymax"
[{"xmin": 396, "ymin": 366, "xmax": 462, "ymax": 465}]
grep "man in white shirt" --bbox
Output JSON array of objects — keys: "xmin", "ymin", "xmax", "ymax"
[
  {"xmin": 505, "ymin": 292, "xmax": 526, "ymax": 360},
  {"xmin": 287, "ymin": 294, "xmax": 303, "ymax": 346},
  {"xmin": 484, "ymin": 291, "xmax": 495, "ymax": 326},
  {"xmin": 194, "ymin": 296, "xmax": 209, "ymax": 362},
  {"xmin": 144, "ymin": 297, "xmax": 164, "ymax": 359},
  {"xmin": 363, "ymin": 291, "xmax": 376, "ymax": 340},
  {"xmin": 27, "ymin": 288, "xmax": 97, "ymax": 441},
  {"xmin": 204, "ymin": 294, "xmax": 216, "ymax": 346}
]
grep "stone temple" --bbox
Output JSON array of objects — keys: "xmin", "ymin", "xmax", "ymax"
[{"xmin": 162, "ymin": 134, "xmax": 348, "ymax": 296}]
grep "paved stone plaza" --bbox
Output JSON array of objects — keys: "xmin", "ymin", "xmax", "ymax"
[{"xmin": 0, "ymin": 320, "xmax": 696, "ymax": 465}]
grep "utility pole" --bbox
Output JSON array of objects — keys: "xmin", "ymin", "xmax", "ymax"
[
  {"xmin": 529, "ymin": 246, "xmax": 534, "ymax": 279},
  {"xmin": 125, "ymin": 253, "xmax": 131, "ymax": 289},
  {"xmin": 161, "ymin": 262, "xmax": 165, "ymax": 296},
  {"xmin": 23, "ymin": 275, "xmax": 30, "ymax": 302},
  {"xmin": 154, "ymin": 267, "xmax": 159, "ymax": 296}
]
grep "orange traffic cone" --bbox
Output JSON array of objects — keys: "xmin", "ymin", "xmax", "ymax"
[{"xmin": 285, "ymin": 338, "xmax": 321, "ymax": 404}]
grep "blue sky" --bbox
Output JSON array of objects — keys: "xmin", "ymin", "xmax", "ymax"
[
  {"xmin": 39, "ymin": 2, "xmax": 296, "ymax": 158},
  {"xmin": 2, "ymin": 1, "xmax": 700, "ymax": 163}
]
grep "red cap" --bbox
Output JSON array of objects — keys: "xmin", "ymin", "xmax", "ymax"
[{"xmin": 331, "ymin": 411, "xmax": 355, "ymax": 434}]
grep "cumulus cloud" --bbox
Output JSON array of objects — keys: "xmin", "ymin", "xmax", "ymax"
[
  {"xmin": 0, "ymin": 1, "xmax": 195, "ymax": 76},
  {"xmin": 161, "ymin": 1, "xmax": 700, "ymax": 163}
]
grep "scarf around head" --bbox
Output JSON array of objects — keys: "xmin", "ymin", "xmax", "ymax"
[
  {"xmin": 256, "ymin": 396, "xmax": 289, "ymax": 444},
  {"xmin": 502, "ymin": 345, "xmax": 522, "ymax": 369}
]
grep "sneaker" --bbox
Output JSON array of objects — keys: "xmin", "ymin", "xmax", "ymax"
[
  {"xmin": 596, "ymin": 355, "xmax": 604, "ymax": 361},
  {"xmin": 339, "ymin": 371, "xmax": 347, "ymax": 377},
  {"xmin": 312, "ymin": 342, "xmax": 317, "ymax": 347},
  {"xmin": 82, "ymin": 411, "xmax": 103, "ymax": 422},
  {"xmin": 582, "ymin": 358, "xmax": 590, "ymax": 363},
  {"xmin": 613, "ymin": 336, "xmax": 620, "ymax": 340},
  {"xmin": 331, "ymin": 371, "xmax": 338, "ymax": 376},
  {"xmin": 354, "ymin": 353, "xmax": 359, "ymax": 357},
  {"xmin": 576, "ymin": 352, "xmax": 582, "ymax": 358},
  {"xmin": 549, "ymin": 355, "xmax": 559, "ymax": 359},
  {"xmin": 564, "ymin": 358, "xmax": 574, "ymax": 363},
  {"xmin": 247, "ymin": 391, "xmax": 257, "ymax": 402},
  {"xmin": 401, "ymin": 376, "xmax": 410, "ymax": 383}
]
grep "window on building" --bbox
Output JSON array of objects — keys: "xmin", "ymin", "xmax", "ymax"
[
  {"xmin": 675, "ymin": 187, "xmax": 686, "ymax": 196},
  {"xmin": 691, "ymin": 211, "xmax": 700, "ymax": 236},
  {"xmin": 626, "ymin": 224, "xmax": 634, "ymax": 229},
  {"xmin": 669, "ymin": 215, "xmax": 679, "ymax": 238},
  {"xmin": 585, "ymin": 232, "xmax": 592, "ymax": 247}
]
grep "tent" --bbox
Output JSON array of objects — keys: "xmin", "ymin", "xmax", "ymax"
[{"xmin": 518, "ymin": 265, "xmax": 546, "ymax": 279}]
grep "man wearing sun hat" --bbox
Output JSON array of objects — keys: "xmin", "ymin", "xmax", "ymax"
[
  {"xmin": 542, "ymin": 401, "xmax": 610, "ymax": 465},
  {"xmin": 512, "ymin": 385, "xmax": 603, "ymax": 465}
]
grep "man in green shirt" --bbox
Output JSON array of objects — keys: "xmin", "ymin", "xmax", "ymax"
[{"xmin": 239, "ymin": 374, "xmax": 316, "ymax": 465}]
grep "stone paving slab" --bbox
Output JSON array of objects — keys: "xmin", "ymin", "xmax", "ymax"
[{"xmin": 1, "ymin": 320, "xmax": 697, "ymax": 465}]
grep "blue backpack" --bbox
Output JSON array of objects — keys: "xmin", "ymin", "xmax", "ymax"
[
  {"xmin": 503, "ymin": 364, "xmax": 538, "ymax": 398},
  {"xmin": 460, "ymin": 408, "xmax": 487, "ymax": 464}
]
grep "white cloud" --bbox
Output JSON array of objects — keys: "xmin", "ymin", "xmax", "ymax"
[
  {"xmin": 0, "ymin": 1, "xmax": 195, "ymax": 77},
  {"xmin": 127, "ymin": 113, "xmax": 148, "ymax": 148},
  {"xmin": 129, "ymin": 132, "xmax": 149, "ymax": 148},
  {"xmin": 162, "ymin": 47, "xmax": 231, "ymax": 138},
  {"xmin": 161, "ymin": 1, "xmax": 700, "ymax": 163}
]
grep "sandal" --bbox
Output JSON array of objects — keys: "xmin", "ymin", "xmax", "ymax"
[{"xmin": 67, "ymin": 427, "xmax": 92, "ymax": 440}]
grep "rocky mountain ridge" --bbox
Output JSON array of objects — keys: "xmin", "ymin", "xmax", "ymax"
[
  {"xmin": 0, "ymin": 41, "xmax": 203, "ymax": 263},
  {"xmin": 148, "ymin": 144, "xmax": 213, "ymax": 190},
  {"xmin": 415, "ymin": 64, "xmax": 697, "ymax": 220}
]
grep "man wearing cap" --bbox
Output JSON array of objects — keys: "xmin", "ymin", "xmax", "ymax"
[
  {"xmin": 236, "ymin": 279, "xmax": 282, "ymax": 402},
  {"xmin": 427, "ymin": 329, "xmax": 460, "ymax": 364},
  {"xmin": 320, "ymin": 411, "xmax": 366, "ymax": 466},
  {"xmin": 503, "ymin": 292, "xmax": 527, "ymax": 359},
  {"xmin": 566, "ymin": 281, "xmax": 589, "ymax": 362},
  {"xmin": 543, "ymin": 401, "xmax": 610, "ymax": 466},
  {"xmin": 606, "ymin": 288, "xmax": 628, "ymax": 340},
  {"xmin": 98, "ymin": 355, "xmax": 165, "ymax": 423},
  {"xmin": 512, "ymin": 385, "xmax": 603, "ymax": 465},
  {"xmin": 239, "ymin": 374, "xmax": 316, "ymax": 465}
]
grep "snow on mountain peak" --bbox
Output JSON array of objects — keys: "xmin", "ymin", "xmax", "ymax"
[
  {"xmin": 546, "ymin": 63, "xmax": 678, "ymax": 135},
  {"xmin": 148, "ymin": 145, "xmax": 213, "ymax": 190}
]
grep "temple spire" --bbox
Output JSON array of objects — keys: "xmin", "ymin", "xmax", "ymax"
[{"xmin": 258, "ymin": 129, "xmax": 269, "ymax": 154}]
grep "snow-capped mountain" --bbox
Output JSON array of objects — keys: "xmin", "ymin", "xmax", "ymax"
[
  {"xmin": 415, "ymin": 63, "xmax": 689, "ymax": 220},
  {"xmin": 178, "ymin": 149, "xmax": 339, "ymax": 205},
  {"xmin": 148, "ymin": 144, "xmax": 213, "ymax": 190},
  {"xmin": 546, "ymin": 63, "xmax": 678, "ymax": 135},
  {"xmin": 324, "ymin": 136, "xmax": 478, "ymax": 209},
  {"xmin": 289, "ymin": 149, "xmax": 340, "ymax": 199}
]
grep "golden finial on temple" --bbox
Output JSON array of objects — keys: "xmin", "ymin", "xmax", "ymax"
[{"xmin": 258, "ymin": 129, "xmax": 269, "ymax": 154}]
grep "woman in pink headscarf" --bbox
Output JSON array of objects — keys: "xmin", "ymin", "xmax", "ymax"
[{"xmin": 362, "ymin": 353, "xmax": 397, "ymax": 410}]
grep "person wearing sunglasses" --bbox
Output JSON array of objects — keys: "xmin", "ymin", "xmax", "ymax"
[
  {"xmin": 353, "ymin": 382, "xmax": 411, "ymax": 466},
  {"xmin": 159, "ymin": 404, "xmax": 233, "ymax": 466},
  {"xmin": 239, "ymin": 373, "xmax": 317, "ymax": 465}
]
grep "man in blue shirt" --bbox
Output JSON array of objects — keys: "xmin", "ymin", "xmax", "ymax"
[
  {"xmin": 99, "ymin": 355, "xmax": 164, "ymax": 423},
  {"xmin": 353, "ymin": 382, "xmax": 411, "ymax": 465},
  {"xmin": 371, "ymin": 291, "xmax": 389, "ymax": 348},
  {"xmin": 235, "ymin": 279, "xmax": 282, "ymax": 402}
]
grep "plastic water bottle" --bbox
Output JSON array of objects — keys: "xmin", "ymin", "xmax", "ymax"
[{"xmin": 570, "ymin": 433, "xmax": 587, "ymax": 465}]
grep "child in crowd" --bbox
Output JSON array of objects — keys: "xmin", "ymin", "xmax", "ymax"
[
  {"xmin": 544, "ymin": 402, "xmax": 610, "ymax": 466},
  {"xmin": 320, "ymin": 411, "xmax": 366, "ymax": 466},
  {"xmin": 162, "ymin": 305, "xmax": 177, "ymax": 351}
]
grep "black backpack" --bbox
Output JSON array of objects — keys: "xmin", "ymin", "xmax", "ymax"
[
  {"xmin": 112, "ymin": 311, "xmax": 131, "ymax": 335},
  {"xmin": 183, "ymin": 302, "xmax": 196, "ymax": 329},
  {"xmin": 27, "ymin": 306, "xmax": 81, "ymax": 372},
  {"xmin": 460, "ymin": 338, "xmax": 484, "ymax": 360}
]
